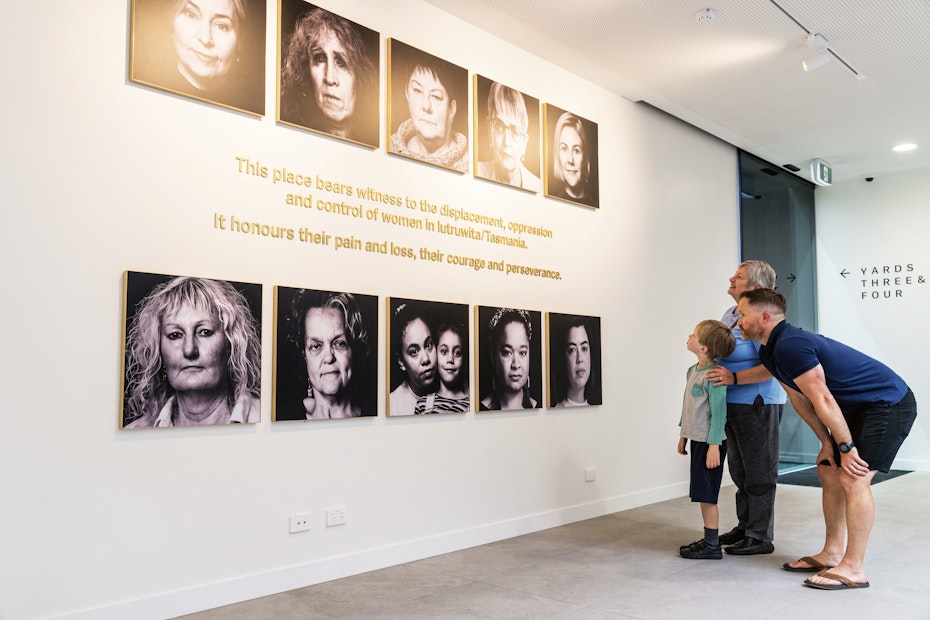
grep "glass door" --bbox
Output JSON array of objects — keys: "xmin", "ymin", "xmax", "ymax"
[{"xmin": 738, "ymin": 150, "xmax": 819, "ymax": 464}]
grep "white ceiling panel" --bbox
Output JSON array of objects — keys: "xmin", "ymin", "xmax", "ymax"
[{"xmin": 424, "ymin": 0, "xmax": 930, "ymax": 181}]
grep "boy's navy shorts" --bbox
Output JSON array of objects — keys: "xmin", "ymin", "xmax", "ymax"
[{"xmin": 689, "ymin": 439, "xmax": 727, "ymax": 504}]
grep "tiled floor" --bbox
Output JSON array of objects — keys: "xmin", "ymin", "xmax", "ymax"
[{"xmin": 178, "ymin": 472, "xmax": 930, "ymax": 619}]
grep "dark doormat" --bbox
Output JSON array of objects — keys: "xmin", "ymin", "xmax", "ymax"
[{"xmin": 777, "ymin": 467, "xmax": 912, "ymax": 487}]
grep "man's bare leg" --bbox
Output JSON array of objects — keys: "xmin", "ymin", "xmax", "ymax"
[
  {"xmin": 784, "ymin": 464, "xmax": 846, "ymax": 571},
  {"xmin": 804, "ymin": 469, "xmax": 875, "ymax": 586}
]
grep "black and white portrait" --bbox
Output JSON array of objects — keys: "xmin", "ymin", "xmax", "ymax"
[
  {"xmin": 129, "ymin": 0, "xmax": 266, "ymax": 115},
  {"xmin": 544, "ymin": 104, "xmax": 599, "ymax": 208},
  {"xmin": 474, "ymin": 76, "xmax": 541, "ymax": 192},
  {"xmin": 387, "ymin": 39, "xmax": 469, "ymax": 173},
  {"xmin": 388, "ymin": 298, "xmax": 470, "ymax": 416},
  {"xmin": 476, "ymin": 306, "xmax": 543, "ymax": 411},
  {"xmin": 547, "ymin": 313, "xmax": 602, "ymax": 408},
  {"xmin": 274, "ymin": 287, "xmax": 378, "ymax": 420},
  {"xmin": 121, "ymin": 271, "xmax": 262, "ymax": 428},
  {"xmin": 278, "ymin": 2, "xmax": 380, "ymax": 147}
]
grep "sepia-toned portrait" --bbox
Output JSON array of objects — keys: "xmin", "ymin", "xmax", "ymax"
[
  {"xmin": 129, "ymin": 0, "xmax": 266, "ymax": 115},
  {"xmin": 473, "ymin": 76, "xmax": 540, "ymax": 192},
  {"xmin": 387, "ymin": 39, "xmax": 469, "ymax": 173},
  {"xmin": 278, "ymin": 2, "xmax": 380, "ymax": 147},
  {"xmin": 544, "ymin": 104, "xmax": 599, "ymax": 208}
]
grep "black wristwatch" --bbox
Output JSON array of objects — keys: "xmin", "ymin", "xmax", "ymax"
[{"xmin": 838, "ymin": 441, "xmax": 856, "ymax": 453}]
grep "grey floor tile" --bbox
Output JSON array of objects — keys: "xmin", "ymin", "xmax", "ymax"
[
  {"xmin": 284, "ymin": 562, "xmax": 474, "ymax": 617},
  {"xmin": 552, "ymin": 608, "xmax": 631, "ymax": 620},
  {"xmin": 176, "ymin": 472, "xmax": 930, "ymax": 620},
  {"xmin": 482, "ymin": 553, "xmax": 635, "ymax": 607}
]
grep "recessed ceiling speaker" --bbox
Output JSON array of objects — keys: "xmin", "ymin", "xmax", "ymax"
[{"xmin": 695, "ymin": 8, "xmax": 715, "ymax": 23}]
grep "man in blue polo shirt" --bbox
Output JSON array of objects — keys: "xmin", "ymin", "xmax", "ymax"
[{"xmin": 737, "ymin": 288, "xmax": 916, "ymax": 591}]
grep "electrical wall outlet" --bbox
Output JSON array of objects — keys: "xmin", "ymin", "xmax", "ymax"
[
  {"xmin": 289, "ymin": 512, "xmax": 311, "ymax": 533},
  {"xmin": 326, "ymin": 506, "xmax": 347, "ymax": 527},
  {"xmin": 584, "ymin": 467, "xmax": 597, "ymax": 482}
]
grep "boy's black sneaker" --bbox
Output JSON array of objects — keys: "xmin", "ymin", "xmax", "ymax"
[
  {"xmin": 679, "ymin": 539, "xmax": 704, "ymax": 552},
  {"xmin": 680, "ymin": 540, "xmax": 722, "ymax": 560}
]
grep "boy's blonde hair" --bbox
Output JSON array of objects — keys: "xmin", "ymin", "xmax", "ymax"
[{"xmin": 695, "ymin": 320, "xmax": 736, "ymax": 359}]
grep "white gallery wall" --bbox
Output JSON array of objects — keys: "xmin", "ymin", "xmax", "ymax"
[
  {"xmin": 814, "ymin": 169, "xmax": 930, "ymax": 470},
  {"xmin": 0, "ymin": 2, "xmax": 738, "ymax": 617},
  {"xmin": 1, "ymin": 1, "xmax": 924, "ymax": 619}
]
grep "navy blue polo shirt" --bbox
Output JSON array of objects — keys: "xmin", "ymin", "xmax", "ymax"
[{"xmin": 759, "ymin": 321, "xmax": 908, "ymax": 413}]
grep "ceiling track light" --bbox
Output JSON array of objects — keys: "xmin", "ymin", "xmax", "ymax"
[
  {"xmin": 768, "ymin": 0, "xmax": 865, "ymax": 79},
  {"xmin": 803, "ymin": 51, "xmax": 831, "ymax": 72},
  {"xmin": 806, "ymin": 33, "xmax": 829, "ymax": 50},
  {"xmin": 803, "ymin": 33, "xmax": 831, "ymax": 71}
]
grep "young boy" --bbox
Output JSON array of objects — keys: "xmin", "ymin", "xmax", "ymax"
[{"xmin": 678, "ymin": 320, "xmax": 736, "ymax": 559}]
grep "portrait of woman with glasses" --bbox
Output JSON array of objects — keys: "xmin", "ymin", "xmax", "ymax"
[{"xmin": 474, "ymin": 77, "xmax": 541, "ymax": 192}]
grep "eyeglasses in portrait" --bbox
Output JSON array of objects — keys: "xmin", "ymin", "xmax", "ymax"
[
  {"xmin": 273, "ymin": 287, "xmax": 379, "ymax": 421},
  {"xmin": 278, "ymin": 2, "xmax": 380, "ymax": 148},
  {"xmin": 387, "ymin": 298, "xmax": 471, "ymax": 416},
  {"xmin": 129, "ymin": 0, "xmax": 266, "ymax": 116},
  {"xmin": 543, "ymin": 104, "xmax": 599, "ymax": 208},
  {"xmin": 120, "ymin": 271, "xmax": 263, "ymax": 429},
  {"xmin": 476, "ymin": 306, "xmax": 543, "ymax": 412},
  {"xmin": 387, "ymin": 39, "xmax": 469, "ymax": 173},
  {"xmin": 473, "ymin": 76, "xmax": 541, "ymax": 193},
  {"xmin": 546, "ymin": 313, "xmax": 602, "ymax": 408}
]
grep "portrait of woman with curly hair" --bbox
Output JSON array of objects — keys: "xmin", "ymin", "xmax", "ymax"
[{"xmin": 121, "ymin": 272, "xmax": 262, "ymax": 428}]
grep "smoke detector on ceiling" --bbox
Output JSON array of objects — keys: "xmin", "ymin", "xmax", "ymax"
[{"xmin": 695, "ymin": 8, "xmax": 716, "ymax": 23}]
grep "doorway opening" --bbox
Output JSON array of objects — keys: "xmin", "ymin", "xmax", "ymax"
[{"xmin": 738, "ymin": 150, "xmax": 819, "ymax": 466}]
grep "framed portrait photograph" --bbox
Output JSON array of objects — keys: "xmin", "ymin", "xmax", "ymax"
[
  {"xmin": 475, "ymin": 306, "xmax": 543, "ymax": 412},
  {"xmin": 128, "ymin": 0, "xmax": 266, "ymax": 116},
  {"xmin": 546, "ymin": 313, "xmax": 603, "ymax": 408},
  {"xmin": 473, "ymin": 75, "xmax": 541, "ymax": 193},
  {"xmin": 278, "ymin": 1, "xmax": 380, "ymax": 148},
  {"xmin": 387, "ymin": 39, "xmax": 469, "ymax": 173},
  {"xmin": 120, "ymin": 271, "xmax": 263, "ymax": 429},
  {"xmin": 387, "ymin": 297, "xmax": 471, "ymax": 416},
  {"xmin": 543, "ymin": 104, "xmax": 599, "ymax": 208},
  {"xmin": 273, "ymin": 287, "xmax": 379, "ymax": 421}
]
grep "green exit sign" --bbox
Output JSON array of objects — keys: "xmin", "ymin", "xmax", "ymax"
[{"xmin": 811, "ymin": 159, "xmax": 832, "ymax": 186}]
